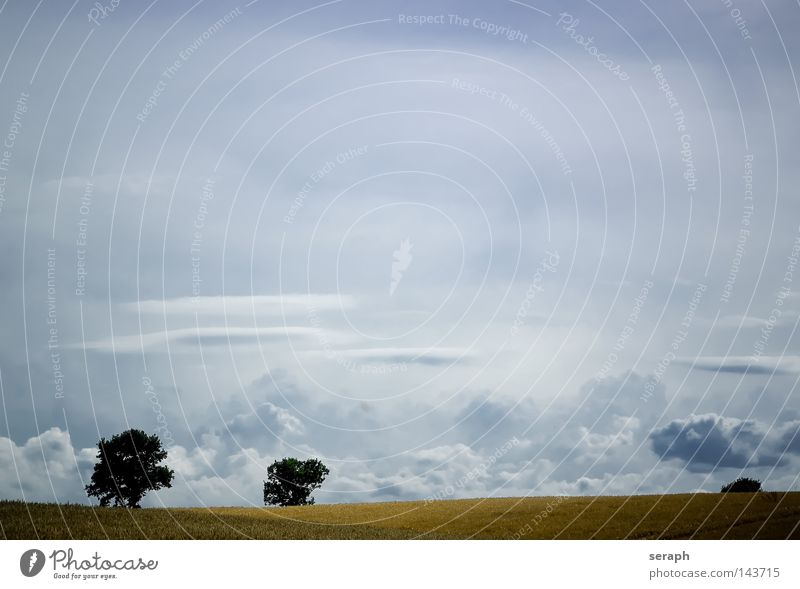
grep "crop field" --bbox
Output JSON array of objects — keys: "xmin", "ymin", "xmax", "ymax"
[{"xmin": 2, "ymin": 493, "xmax": 799, "ymax": 540}]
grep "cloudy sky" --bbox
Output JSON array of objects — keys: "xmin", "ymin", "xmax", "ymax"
[{"xmin": 1, "ymin": 0, "xmax": 800, "ymax": 507}]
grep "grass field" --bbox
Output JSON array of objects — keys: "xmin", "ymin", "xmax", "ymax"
[{"xmin": 3, "ymin": 493, "xmax": 799, "ymax": 539}]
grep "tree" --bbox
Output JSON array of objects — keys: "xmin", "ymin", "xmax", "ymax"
[
  {"xmin": 85, "ymin": 429, "xmax": 174, "ymax": 508},
  {"xmin": 720, "ymin": 477, "xmax": 762, "ymax": 493},
  {"xmin": 263, "ymin": 458, "xmax": 329, "ymax": 506}
]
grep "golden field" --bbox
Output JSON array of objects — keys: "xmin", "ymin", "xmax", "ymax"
[{"xmin": 2, "ymin": 492, "xmax": 799, "ymax": 540}]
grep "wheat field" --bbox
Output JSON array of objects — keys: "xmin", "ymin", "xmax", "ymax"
[{"xmin": 2, "ymin": 493, "xmax": 799, "ymax": 540}]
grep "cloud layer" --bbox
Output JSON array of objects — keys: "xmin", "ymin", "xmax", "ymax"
[{"xmin": 1, "ymin": 0, "xmax": 800, "ymax": 506}]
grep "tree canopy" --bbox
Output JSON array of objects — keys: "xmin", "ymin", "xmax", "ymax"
[
  {"xmin": 263, "ymin": 457, "xmax": 329, "ymax": 506},
  {"xmin": 85, "ymin": 429, "xmax": 174, "ymax": 508}
]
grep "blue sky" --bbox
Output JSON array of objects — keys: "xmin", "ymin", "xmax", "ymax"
[{"xmin": 1, "ymin": 0, "xmax": 800, "ymax": 506}]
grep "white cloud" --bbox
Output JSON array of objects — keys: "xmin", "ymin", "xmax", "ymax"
[
  {"xmin": 77, "ymin": 326, "xmax": 331, "ymax": 353},
  {"xmin": 0, "ymin": 428, "xmax": 94, "ymax": 503},
  {"xmin": 126, "ymin": 294, "xmax": 357, "ymax": 316}
]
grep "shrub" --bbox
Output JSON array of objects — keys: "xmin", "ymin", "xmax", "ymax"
[{"xmin": 720, "ymin": 477, "xmax": 761, "ymax": 493}]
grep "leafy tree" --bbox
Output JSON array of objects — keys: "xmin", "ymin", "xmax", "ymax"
[
  {"xmin": 85, "ymin": 429, "xmax": 174, "ymax": 508},
  {"xmin": 263, "ymin": 458, "xmax": 329, "ymax": 506},
  {"xmin": 720, "ymin": 477, "xmax": 762, "ymax": 493}
]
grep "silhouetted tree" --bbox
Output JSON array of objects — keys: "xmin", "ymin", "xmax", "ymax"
[
  {"xmin": 721, "ymin": 477, "xmax": 761, "ymax": 493},
  {"xmin": 85, "ymin": 429, "xmax": 174, "ymax": 508},
  {"xmin": 263, "ymin": 458, "xmax": 329, "ymax": 506}
]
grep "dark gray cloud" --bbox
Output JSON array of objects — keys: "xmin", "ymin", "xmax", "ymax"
[
  {"xmin": 649, "ymin": 413, "xmax": 800, "ymax": 471},
  {"xmin": 712, "ymin": 365, "xmax": 784, "ymax": 375},
  {"xmin": 679, "ymin": 356, "xmax": 799, "ymax": 375}
]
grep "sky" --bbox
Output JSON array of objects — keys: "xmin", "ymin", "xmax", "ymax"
[{"xmin": 1, "ymin": 0, "xmax": 800, "ymax": 507}]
